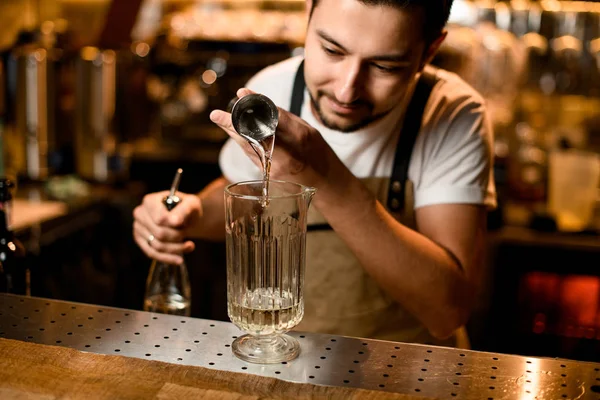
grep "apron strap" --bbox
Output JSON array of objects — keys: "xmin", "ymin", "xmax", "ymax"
[
  {"xmin": 290, "ymin": 59, "xmax": 305, "ymax": 117},
  {"xmin": 289, "ymin": 60, "xmax": 437, "ymax": 230},
  {"xmin": 386, "ymin": 69, "xmax": 437, "ymax": 212},
  {"xmin": 291, "ymin": 59, "xmax": 330, "ymax": 232}
]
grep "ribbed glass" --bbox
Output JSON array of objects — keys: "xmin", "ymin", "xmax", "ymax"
[{"xmin": 225, "ymin": 180, "xmax": 314, "ymax": 363}]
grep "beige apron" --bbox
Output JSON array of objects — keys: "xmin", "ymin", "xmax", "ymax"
[{"xmin": 295, "ymin": 177, "xmax": 470, "ymax": 348}]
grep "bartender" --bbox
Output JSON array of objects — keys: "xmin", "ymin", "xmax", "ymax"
[{"xmin": 133, "ymin": 0, "xmax": 496, "ymax": 347}]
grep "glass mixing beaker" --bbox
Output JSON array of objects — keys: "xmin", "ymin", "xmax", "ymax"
[{"xmin": 225, "ymin": 180, "xmax": 315, "ymax": 364}]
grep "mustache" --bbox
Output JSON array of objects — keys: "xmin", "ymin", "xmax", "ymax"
[{"xmin": 316, "ymin": 91, "xmax": 372, "ymax": 109}]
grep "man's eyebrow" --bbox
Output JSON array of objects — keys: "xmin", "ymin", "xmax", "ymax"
[
  {"xmin": 369, "ymin": 54, "xmax": 411, "ymax": 64},
  {"xmin": 316, "ymin": 29, "xmax": 411, "ymax": 64},
  {"xmin": 316, "ymin": 30, "xmax": 348, "ymax": 52}
]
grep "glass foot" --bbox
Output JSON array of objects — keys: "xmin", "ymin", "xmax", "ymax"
[{"xmin": 232, "ymin": 333, "xmax": 300, "ymax": 364}]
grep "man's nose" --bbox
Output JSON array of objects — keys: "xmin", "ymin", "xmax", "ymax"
[{"xmin": 334, "ymin": 61, "xmax": 362, "ymax": 104}]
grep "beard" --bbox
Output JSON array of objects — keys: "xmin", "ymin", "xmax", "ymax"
[{"xmin": 308, "ymin": 90, "xmax": 387, "ymax": 133}]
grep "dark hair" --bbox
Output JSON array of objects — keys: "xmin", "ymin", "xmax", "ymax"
[{"xmin": 309, "ymin": 0, "xmax": 453, "ymax": 42}]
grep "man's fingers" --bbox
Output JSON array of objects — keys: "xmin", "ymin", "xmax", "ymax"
[
  {"xmin": 210, "ymin": 110, "xmax": 246, "ymax": 146},
  {"xmin": 210, "ymin": 109, "xmax": 264, "ymax": 166},
  {"xmin": 165, "ymin": 195, "xmax": 200, "ymax": 228},
  {"xmin": 169, "ymin": 197, "xmax": 201, "ymax": 229},
  {"xmin": 149, "ymin": 237, "xmax": 194, "ymax": 255},
  {"xmin": 133, "ymin": 222, "xmax": 195, "ymax": 263},
  {"xmin": 133, "ymin": 230, "xmax": 186, "ymax": 265},
  {"xmin": 134, "ymin": 207, "xmax": 185, "ymax": 242},
  {"xmin": 133, "ymin": 220, "xmax": 185, "ymax": 244},
  {"xmin": 139, "ymin": 191, "xmax": 175, "ymax": 226},
  {"xmin": 275, "ymin": 105, "xmax": 311, "ymax": 138},
  {"xmin": 236, "ymin": 88, "xmax": 255, "ymax": 98},
  {"xmin": 209, "ymin": 109, "xmax": 235, "ymax": 132}
]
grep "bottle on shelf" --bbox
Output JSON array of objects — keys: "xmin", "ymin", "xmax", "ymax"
[
  {"xmin": 143, "ymin": 168, "xmax": 191, "ymax": 316},
  {"xmin": 0, "ymin": 178, "xmax": 29, "ymax": 295}
]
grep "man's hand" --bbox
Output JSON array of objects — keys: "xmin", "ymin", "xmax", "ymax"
[
  {"xmin": 210, "ymin": 88, "xmax": 351, "ymax": 191},
  {"xmin": 133, "ymin": 191, "xmax": 202, "ymax": 265}
]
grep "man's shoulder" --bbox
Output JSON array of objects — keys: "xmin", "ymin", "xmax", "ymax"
[
  {"xmin": 427, "ymin": 65, "xmax": 486, "ymax": 110},
  {"xmin": 418, "ymin": 65, "xmax": 492, "ymax": 155},
  {"xmin": 246, "ymin": 56, "xmax": 304, "ymax": 110}
]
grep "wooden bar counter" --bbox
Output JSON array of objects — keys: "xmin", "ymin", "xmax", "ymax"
[{"xmin": 1, "ymin": 293, "xmax": 600, "ymax": 399}]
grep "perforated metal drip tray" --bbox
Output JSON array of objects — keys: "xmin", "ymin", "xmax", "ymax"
[{"xmin": 2, "ymin": 294, "xmax": 600, "ymax": 399}]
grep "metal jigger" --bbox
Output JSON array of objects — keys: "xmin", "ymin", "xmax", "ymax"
[{"xmin": 230, "ymin": 94, "xmax": 278, "ymax": 143}]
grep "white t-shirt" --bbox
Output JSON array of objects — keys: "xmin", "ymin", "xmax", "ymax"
[{"xmin": 219, "ymin": 56, "xmax": 497, "ymax": 210}]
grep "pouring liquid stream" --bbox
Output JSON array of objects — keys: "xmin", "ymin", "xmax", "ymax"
[{"xmin": 249, "ymin": 134, "xmax": 275, "ymax": 208}]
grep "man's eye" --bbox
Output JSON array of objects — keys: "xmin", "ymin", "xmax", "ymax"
[
  {"xmin": 373, "ymin": 64, "xmax": 399, "ymax": 73},
  {"xmin": 322, "ymin": 47, "xmax": 342, "ymax": 56}
]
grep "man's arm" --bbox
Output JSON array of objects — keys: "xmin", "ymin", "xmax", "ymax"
[
  {"xmin": 313, "ymin": 175, "xmax": 487, "ymax": 339},
  {"xmin": 309, "ymin": 93, "xmax": 492, "ymax": 339}
]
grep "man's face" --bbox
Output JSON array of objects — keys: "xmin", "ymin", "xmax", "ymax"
[{"xmin": 304, "ymin": 0, "xmax": 429, "ymax": 132}]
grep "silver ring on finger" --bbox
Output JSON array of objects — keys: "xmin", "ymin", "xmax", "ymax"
[{"xmin": 147, "ymin": 234, "xmax": 155, "ymax": 248}]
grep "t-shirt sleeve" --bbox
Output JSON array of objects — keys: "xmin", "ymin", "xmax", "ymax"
[
  {"xmin": 219, "ymin": 138, "xmax": 262, "ymax": 183},
  {"xmin": 412, "ymin": 94, "xmax": 497, "ymax": 210}
]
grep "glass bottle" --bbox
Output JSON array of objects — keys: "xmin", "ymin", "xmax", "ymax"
[
  {"xmin": 0, "ymin": 178, "xmax": 29, "ymax": 295},
  {"xmin": 143, "ymin": 169, "xmax": 191, "ymax": 316}
]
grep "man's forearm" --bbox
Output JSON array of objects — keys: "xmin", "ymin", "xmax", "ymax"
[
  {"xmin": 313, "ymin": 174, "xmax": 476, "ymax": 339},
  {"xmin": 195, "ymin": 177, "xmax": 229, "ymax": 241}
]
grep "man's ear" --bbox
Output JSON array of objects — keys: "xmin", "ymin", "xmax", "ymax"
[{"xmin": 420, "ymin": 30, "xmax": 448, "ymax": 71}]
